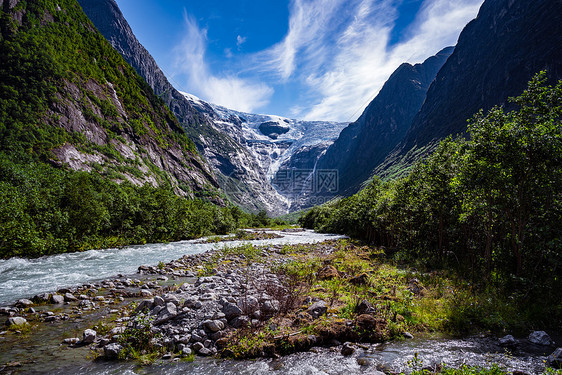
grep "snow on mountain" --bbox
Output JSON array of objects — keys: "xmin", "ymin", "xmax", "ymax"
[{"xmin": 181, "ymin": 92, "xmax": 348, "ymax": 209}]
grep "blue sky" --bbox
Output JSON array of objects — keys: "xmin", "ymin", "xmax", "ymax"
[{"xmin": 115, "ymin": 0, "xmax": 484, "ymax": 122}]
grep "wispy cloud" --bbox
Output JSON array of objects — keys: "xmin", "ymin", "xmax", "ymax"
[
  {"xmin": 286, "ymin": 0, "xmax": 484, "ymax": 121},
  {"xmin": 173, "ymin": 15, "xmax": 273, "ymax": 113},
  {"xmin": 172, "ymin": 0, "xmax": 483, "ymax": 121}
]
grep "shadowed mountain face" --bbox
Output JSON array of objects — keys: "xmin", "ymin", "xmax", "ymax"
[
  {"xmin": 317, "ymin": 47, "xmax": 453, "ymax": 196},
  {"xmin": 377, "ymin": 0, "xmax": 562, "ymax": 175}
]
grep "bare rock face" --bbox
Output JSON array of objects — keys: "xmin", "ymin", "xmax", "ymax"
[
  {"xmin": 317, "ymin": 47, "xmax": 453, "ymax": 196},
  {"xmin": 377, "ymin": 0, "xmax": 562, "ymax": 177}
]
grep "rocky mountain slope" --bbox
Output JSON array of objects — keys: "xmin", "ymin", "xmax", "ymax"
[
  {"xmin": 184, "ymin": 93, "xmax": 348, "ymax": 211},
  {"xmin": 316, "ymin": 47, "xmax": 453, "ymax": 196},
  {"xmin": 376, "ymin": 0, "xmax": 562, "ymax": 177},
  {"xmin": 78, "ymin": 0, "xmax": 297, "ymax": 215},
  {"xmin": 0, "ymin": 0, "xmax": 217, "ymax": 197}
]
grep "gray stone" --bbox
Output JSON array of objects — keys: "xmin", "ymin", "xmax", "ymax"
[
  {"xmin": 82, "ymin": 329, "xmax": 96, "ymax": 344},
  {"xmin": 307, "ymin": 300, "xmax": 327, "ymax": 319},
  {"xmin": 229, "ymin": 315, "xmax": 250, "ymax": 328},
  {"xmin": 51, "ymin": 294, "xmax": 65, "ymax": 304},
  {"xmin": 62, "ymin": 337, "xmax": 80, "ymax": 345},
  {"xmin": 140, "ymin": 289, "xmax": 153, "ymax": 297},
  {"xmin": 238, "ymin": 296, "xmax": 259, "ymax": 314},
  {"xmin": 153, "ymin": 296, "xmax": 165, "ymax": 306},
  {"xmin": 184, "ymin": 298, "xmax": 203, "ymax": 309},
  {"xmin": 528, "ymin": 331, "xmax": 553, "ymax": 346},
  {"xmin": 163, "ymin": 294, "xmax": 180, "ymax": 305},
  {"xmin": 222, "ymin": 302, "xmax": 242, "ymax": 320},
  {"xmin": 403, "ymin": 331, "xmax": 414, "ymax": 339},
  {"xmin": 110, "ymin": 327, "xmax": 126, "ymax": 335},
  {"xmin": 204, "ymin": 320, "xmax": 224, "ymax": 333},
  {"xmin": 177, "ymin": 334, "xmax": 191, "ymax": 344},
  {"xmin": 499, "ymin": 334, "xmax": 518, "ymax": 347},
  {"xmin": 341, "ymin": 342, "xmax": 355, "ymax": 356},
  {"xmin": 155, "ymin": 302, "xmax": 177, "ymax": 324},
  {"xmin": 64, "ymin": 292, "xmax": 77, "ymax": 302},
  {"xmin": 15, "ymin": 299, "xmax": 33, "ymax": 308},
  {"xmin": 104, "ymin": 343, "xmax": 123, "ymax": 359},
  {"xmin": 192, "ymin": 342, "xmax": 204, "ymax": 351},
  {"xmin": 134, "ymin": 299, "xmax": 153, "ymax": 314},
  {"xmin": 262, "ymin": 300, "xmax": 280, "ymax": 314},
  {"xmin": 547, "ymin": 347, "xmax": 562, "ymax": 368},
  {"xmin": 6, "ymin": 317, "xmax": 27, "ymax": 327},
  {"xmin": 197, "ymin": 347, "xmax": 212, "ymax": 356}
]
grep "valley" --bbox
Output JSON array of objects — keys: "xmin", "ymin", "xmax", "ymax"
[{"xmin": 0, "ymin": 0, "xmax": 561, "ymax": 373}]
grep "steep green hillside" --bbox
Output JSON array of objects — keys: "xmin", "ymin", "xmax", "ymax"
[
  {"xmin": 0, "ymin": 0, "xmax": 217, "ymax": 192},
  {"xmin": 0, "ymin": 0, "xmax": 248, "ymax": 258}
]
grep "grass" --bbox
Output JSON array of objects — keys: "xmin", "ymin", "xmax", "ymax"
[{"xmin": 220, "ymin": 239, "xmax": 553, "ymax": 359}]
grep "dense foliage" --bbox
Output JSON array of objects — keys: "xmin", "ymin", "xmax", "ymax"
[
  {"xmin": 300, "ymin": 73, "xmax": 562, "ymax": 316},
  {"xmin": 0, "ymin": 156, "xmax": 260, "ymax": 258},
  {"xmin": 0, "ymin": 0, "xmax": 282, "ymax": 259}
]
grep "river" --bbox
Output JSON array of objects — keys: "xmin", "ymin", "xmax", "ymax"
[
  {"xmin": 0, "ymin": 230, "xmax": 558, "ymax": 374},
  {"xmin": 0, "ymin": 230, "xmax": 343, "ymax": 306}
]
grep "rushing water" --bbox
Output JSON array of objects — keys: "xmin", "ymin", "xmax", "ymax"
[
  {"xmin": 45, "ymin": 335, "xmax": 554, "ymax": 374},
  {"xmin": 0, "ymin": 230, "xmax": 344, "ymax": 305}
]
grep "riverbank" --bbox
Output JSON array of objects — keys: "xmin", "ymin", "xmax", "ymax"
[{"xmin": 0, "ymin": 237, "xmax": 560, "ymax": 373}]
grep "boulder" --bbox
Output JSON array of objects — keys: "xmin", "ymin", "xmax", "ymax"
[
  {"xmin": 318, "ymin": 265, "xmax": 339, "ymax": 280},
  {"xmin": 62, "ymin": 337, "xmax": 80, "ymax": 345},
  {"xmin": 499, "ymin": 334, "xmax": 518, "ymax": 348},
  {"xmin": 222, "ymin": 302, "xmax": 242, "ymax": 320},
  {"xmin": 238, "ymin": 296, "xmax": 259, "ymax": 314},
  {"xmin": 6, "ymin": 317, "xmax": 27, "ymax": 327},
  {"xmin": 307, "ymin": 300, "xmax": 327, "ymax": 319},
  {"xmin": 204, "ymin": 320, "xmax": 224, "ymax": 333},
  {"xmin": 341, "ymin": 342, "xmax": 355, "ymax": 356},
  {"xmin": 155, "ymin": 302, "xmax": 177, "ymax": 324},
  {"xmin": 153, "ymin": 296, "xmax": 165, "ymax": 307},
  {"xmin": 134, "ymin": 299, "xmax": 153, "ymax": 314},
  {"xmin": 32, "ymin": 293, "xmax": 51, "ymax": 303},
  {"xmin": 82, "ymin": 329, "xmax": 96, "ymax": 344},
  {"xmin": 547, "ymin": 347, "xmax": 562, "ymax": 368},
  {"xmin": 104, "ymin": 343, "xmax": 123, "ymax": 359},
  {"xmin": 528, "ymin": 331, "xmax": 554, "ymax": 346},
  {"xmin": 15, "ymin": 299, "xmax": 33, "ymax": 308},
  {"xmin": 64, "ymin": 293, "xmax": 77, "ymax": 302},
  {"xmin": 51, "ymin": 294, "xmax": 65, "ymax": 304},
  {"xmin": 229, "ymin": 315, "xmax": 250, "ymax": 328}
]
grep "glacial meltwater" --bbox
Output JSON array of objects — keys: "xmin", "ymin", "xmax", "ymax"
[{"xmin": 0, "ymin": 230, "xmax": 342, "ymax": 306}]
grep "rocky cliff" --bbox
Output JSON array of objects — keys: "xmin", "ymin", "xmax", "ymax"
[
  {"xmin": 316, "ymin": 47, "xmax": 453, "ymax": 196},
  {"xmin": 185, "ymin": 93, "xmax": 348, "ymax": 212},
  {"xmin": 376, "ymin": 0, "xmax": 562, "ymax": 176}
]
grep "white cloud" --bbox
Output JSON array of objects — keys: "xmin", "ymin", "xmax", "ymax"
[
  {"xmin": 293, "ymin": 0, "xmax": 484, "ymax": 121},
  {"xmin": 236, "ymin": 35, "xmax": 247, "ymax": 48},
  {"xmin": 171, "ymin": 0, "xmax": 483, "ymax": 121},
  {"xmin": 173, "ymin": 15, "xmax": 273, "ymax": 113}
]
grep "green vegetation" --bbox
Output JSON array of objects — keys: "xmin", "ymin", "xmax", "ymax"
[
  {"xmin": 118, "ymin": 313, "xmax": 164, "ymax": 364},
  {"xmin": 221, "ymin": 240, "xmax": 513, "ymax": 358},
  {"xmin": 300, "ymin": 73, "xmax": 562, "ymax": 330},
  {"xmin": 0, "ymin": 0, "xmax": 285, "ymax": 258},
  {"xmin": 0, "ymin": 156, "xmax": 269, "ymax": 258}
]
